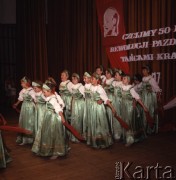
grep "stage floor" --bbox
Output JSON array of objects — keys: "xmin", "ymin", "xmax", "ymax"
[{"xmin": 0, "ymin": 108, "xmax": 176, "ymax": 180}]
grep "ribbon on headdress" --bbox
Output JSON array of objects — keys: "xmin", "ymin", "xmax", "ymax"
[
  {"xmin": 84, "ymin": 72, "xmax": 91, "ymax": 78},
  {"xmin": 72, "ymin": 73, "xmax": 80, "ymax": 79},
  {"xmin": 32, "ymin": 82, "xmax": 41, "ymax": 87},
  {"xmin": 21, "ymin": 76, "xmax": 28, "ymax": 83},
  {"xmin": 42, "ymin": 83, "xmax": 51, "ymax": 90}
]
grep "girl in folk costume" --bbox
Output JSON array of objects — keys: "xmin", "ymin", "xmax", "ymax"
[
  {"xmin": 45, "ymin": 77, "xmax": 65, "ymax": 110},
  {"xmin": 95, "ymin": 65, "xmax": 106, "ymax": 85},
  {"xmin": 70, "ymin": 73, "xmax": 85, "ymax": 143},
  {"xmin": 86, "ymin": 73, "xmax": 115, "ymax": 149},
  {"xmin": 103, "ymin": 68, "xmax": 115, "ymax": 134},
  {"xmin": 111, "ymin": 69, "xmax": 124, "ymax": 140},
  {"xmin": 59, "ymin": 70, "xmax": 73, "ymax": 122},
  {"xmin": 141, "ymin": 65, "xmax": 162, "ymax": 134},
  {"xmin": 121, "ymin": 74, "xmax": 148, "ymax": 147},
  {"xmin": 32, "ymin": 82, "xmax": 69, "ymax": 160},
  {"xmin": 13, "ymin": 76, "xmax": 36, "ymax": 145},
  {"xmin": 82, "ymin": 72, "xmax": 92, "ymax": 139},
  {"xmin": 0, "ymin": 114, "xmax": 12, "ymax": 168},
  {"xmin": 32, "ymin": 81, "xmax": 46, "ymax": 137}
]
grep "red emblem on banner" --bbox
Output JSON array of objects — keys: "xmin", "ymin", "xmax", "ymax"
[
  {"xmin": 96, "ymin": 0, "xmax": 130, "ymax": 73},
  {"xmin": 96, "ymin": 0, "xmax": 126, "ymax": 47}
]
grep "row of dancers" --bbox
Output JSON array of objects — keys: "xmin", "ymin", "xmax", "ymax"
[{"xmin": 1, "ymin": 65, "xmax": 161, "ymax": 161}]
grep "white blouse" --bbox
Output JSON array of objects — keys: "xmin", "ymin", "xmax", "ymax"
[
  {"xmin": 121, "ymin": 84, "xmax": 140, "ymax": 100},
  {"xmin": 45, "ymin": 95, "xmax": 63, "ymax": 113},
  {"xmin": 84, "ymin": 83, "xmax": 92, "ymax": 90},
  {"xmin": 90, "ymin": 85, "xmax": 109, "ymax": 104},
  {"xmin": 142, "ymin": 75, "xmax": 161, "ymax": 93},
  {"xmin": 103, "ymin": 77, "xmax": 114, "ymax": 85},
  {"xmin": 71, "ymin": 83, "xmax": 85, "ymax": 97},
  {"xmin": 60, "ymin": 80, "xmax": 73, "ymax": 93},
  {"xmin": 18, "ymin": 87, "xmax": 36, "ymax": 102},
  {"xmin": 55, "ymin": 92, "xmax": 65, "ymax": 109},
  {"xmin": 112, "ymin": 80, "xmax": 123, "ymax": 88}
]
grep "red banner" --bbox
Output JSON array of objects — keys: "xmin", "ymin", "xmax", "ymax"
[{"xmin": 96, "ymin": 0, "xmax": 130, "ymax": 74}]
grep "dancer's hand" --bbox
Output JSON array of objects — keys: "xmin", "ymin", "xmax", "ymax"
[{"xmin": 97, "ymin": 100, "xmax": 103, "ymax": 105}]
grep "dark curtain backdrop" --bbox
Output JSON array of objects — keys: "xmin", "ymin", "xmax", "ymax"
[
  {"xmin": 47, "ymin": 0, "xmax": 109, "ymax": 82},
  {"xmin": 16, "ymin": 0, "xmax": 48, "ymax": 82}
]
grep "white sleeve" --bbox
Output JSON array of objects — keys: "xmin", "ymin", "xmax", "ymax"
[
  {"xmin": 50, "ymin": 98, "xmax": 63, "ymax": 113},
  {"xmin": 79, "ymin": 85, "xmax": 85, "ymax": 97},
  {"xmin": 67, "ymin": 82, "xmax": 73, "ymax": 93},
  {"xmin": 112, "ymin": 81, "xmax": 116, "ymax": 87},
  {"xmin": 149, "ymin": 78, "xmax": 161, "ymax": 93},
  {"xmin": 18, "ymin": 89, "xmax": 25, "ymax": 101},
  {"xmin": 163, "ymin": 97, "xmax": 176, "ymax": 110},
  {"xmin": 55, "ymin": 92, "xmax": 65, "ymax": 109},
  {"xmin": 97, "ymin": 86, "xmax": 109, "ymax": 104},
  {"xmin": 130, "ymin": 88, "xmax": 140, "ymax": 100}
]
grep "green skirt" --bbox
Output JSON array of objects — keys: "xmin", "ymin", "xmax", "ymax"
[
  {"xmin": 61, "ymin": 94, "xmax": 72, "ymax": 122},
  {"xmin": 34, "ymin": 103, "xmax": 46, "ymax": 136},
  {"xmin": 121, "ymin": 99, "xmax": 135, "ymax": 144},
  {"xmin": 0, "ymin": 131, "xmax": 12, "ymax": 168},
  {"xmin": 32, "ymin": 110, "xmax": 69, "ymax": 157},
  {"xmin": 82, "ymin": 98, "xmax": 92, "ymax": 139},
  {"xmin": 86, "ymin": 101, "xmax": 113, "ymax": 148},
  {"xmin": 70, "ymin": 98, "xmax": 85, "ymax": 142},
  {"xmin": 16, "ymin": 100, "xmax": 35, "ymax": 144},
  {"xmin": 141, "ymin": 91, "xmax": 158, "ymax": 134},
  {"xmin": 112, "ymin": 95, "xmax": 122, "ymax": 140}
]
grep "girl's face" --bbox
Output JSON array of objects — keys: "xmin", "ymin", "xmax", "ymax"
[
  {"xmin": 91, "ymin": 77, "xmax": 98, "ymax": 86},
  {"xmin": 43, "ymin": 89, "xmax": 52, "ymax": 97},
  {"xmin": 105, "ymin": 71, "xmax": 112, "ymax": 79},
  {"xmin": 122, "ymin": 76, "xmax": 129, "ymax": 85},
  {"xmin": 33, "ymin": 86, "xmax": 42, "ymax": 93},
  {"xmin": 115, "ymin": 72, "xmax": 121, "ymax": 81},
  {"xmin": 142, "ymin": 69, "xmax": 149, "ymax": 77},
  {"xmin": 72, "ymin": 77, "xmax": 79, "ymax": 85},
  {"xmin": 61, "ymin": 72, "xmax": 68, "ymax": 82},
  {"xmin": 21, "ymin": 81, "xmax": 29, "ymax": 89},
  {"xmin": 96, "ymin": 68, "xmax": 103, "ymax": 75},
  {"xmin": 83, "ymin": 76, "xmax": 91, "ymax": 84}
]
